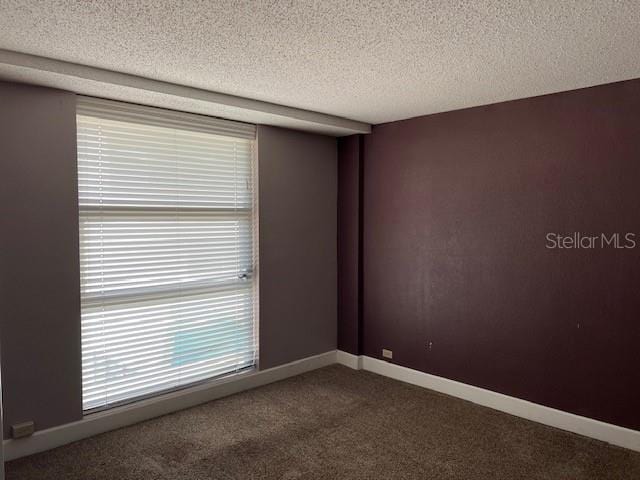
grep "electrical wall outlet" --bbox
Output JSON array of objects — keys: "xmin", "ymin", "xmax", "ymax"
[
  {"xmin": 382, "ymin": 348, "xmax": 393, "ymax": 359},
  {"xmin": 11, "ymin": 420, "xmax": 35, "ymax": 439}
]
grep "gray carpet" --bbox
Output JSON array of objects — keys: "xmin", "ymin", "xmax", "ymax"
[{"xmin": 7, "ymin": 365, "xmax": 640, "ymax": 479}]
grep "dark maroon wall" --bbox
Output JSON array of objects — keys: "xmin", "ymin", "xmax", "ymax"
[
  {"xmin": 338, "ymin": 135, "xmax": 362, "ymax": 354},
  {"xmin": 361, "ymin": 79, "xmax": 640, "ymax": 430}
]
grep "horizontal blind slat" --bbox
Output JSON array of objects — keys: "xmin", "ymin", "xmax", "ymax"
[{"xmin": 77, "ymin": 96, "xmax": 256, "ymax": 140}]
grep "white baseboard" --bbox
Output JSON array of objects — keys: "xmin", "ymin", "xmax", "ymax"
[
  {"xmin": 6, "ymin": 349, "xmax": 639, "ymax": 461},
  {"xmin": 3, "ymin": 350, "xmax": 338, "ymax": 461},
  {"xmin": 352, "ymin": 354, "xmax": 640, "ymax": 453},
  {"xmin": 336, "ymin": 350, "xmax": 362, "ymax": 370}
]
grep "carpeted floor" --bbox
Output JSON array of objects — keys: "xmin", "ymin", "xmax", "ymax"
[{"xmin": 7, "ymin": 365, "xmax": 640, "ymax": 479}]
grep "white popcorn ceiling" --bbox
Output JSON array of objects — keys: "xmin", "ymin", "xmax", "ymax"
[{"xmin": 1, "ymin": 0, "xmax": 639, "ymax": 125}]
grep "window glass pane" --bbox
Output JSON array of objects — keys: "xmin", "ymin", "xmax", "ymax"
[{"xmin": 77, "ymin": 98, "xmax": 256, "ymax": 411}]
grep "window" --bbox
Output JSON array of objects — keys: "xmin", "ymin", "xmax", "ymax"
[{"xmin": 77, "ymin": 97, "xmax": 257, "ymax": 411}]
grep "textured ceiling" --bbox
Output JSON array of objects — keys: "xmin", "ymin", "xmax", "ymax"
[{"xmin": 1, "ymin": 0, "xmax": 639, "ymax": 125}]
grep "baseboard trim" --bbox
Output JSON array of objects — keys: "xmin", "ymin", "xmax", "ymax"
[
  {"xmin": 7, "ymin": 350, "xmax": 639, "ymax": 460},
  {"xmin": 3, "ymin": 350, "xmax": 338, "ymax": 461},
  {"xmin": 336, "ymin": 350, "xmax": 362, "ymax": 370},
  {"xmin": 352, "ymin": 354, "xmax": 640, "ymax": 453}
]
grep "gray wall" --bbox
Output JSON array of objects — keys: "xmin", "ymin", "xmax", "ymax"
[
  {"xmin": 0, "ymin": 84, "xmax": 338, "ymax": 439},
  {"xmin": 0, "ymin": 81, "xmax": 83, "ymax": 438},
  {"xmin": 257, "ymin": 125, "xmax": 337, "ymax": 369}
]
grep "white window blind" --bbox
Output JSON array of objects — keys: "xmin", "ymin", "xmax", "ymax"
[{"xmin": 77, "ymin": 97, "xmax": 257, "ymax": 411}]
